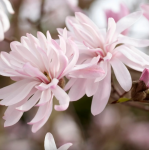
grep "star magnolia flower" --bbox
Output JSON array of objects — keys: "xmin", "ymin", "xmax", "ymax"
[
  {"xmin": 141, "ymin": 4, "xmax": 149, "ymax": 20},
  {"xmin": 59, "ymin": 12, "xmax": 149, "ymax": 115},
  {"xmin": 105, "ymin": 3, "xmax": 129, "ymax": 35},
  {"xmin": 44, "ymin": 133, "xmax": 72, "ymax": 150},
  {"xmin": 0, "ymin": 30, "xmax": 82, "ymax": 133},
  {"xmin": 0, "ymin": 0, "xmax": 14, "ymax": 41}
]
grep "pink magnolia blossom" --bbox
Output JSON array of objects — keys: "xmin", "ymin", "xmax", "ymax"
[
  {"xmin": 139, "ymin": 68, "xmax": 149, "ymax": 87},
  {"xmin": 0, "ymin": 30, "xmax": 85, "ymax": 133},
  {"xmin": 141, "ymin": 4, "xmax": 149, "ymax": 20},
  {"xmin": 0, "ymin": 0, "xmax": 14, "ymax": 41},
  {"xmin": 60, "ymin": 12, "xmax": 149, "ymax": 116},
  {"xmin": 44, "ymin": 132, "xmax": 72, "ymax": 150},
  {"xmin": 105, "ymin": 3, "xmax": 129, "ymax": 35}
]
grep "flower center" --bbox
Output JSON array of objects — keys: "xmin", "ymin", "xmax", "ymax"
[{"xmin": 44, "ymin": 71, "xmax": 51, "ymax": 82}]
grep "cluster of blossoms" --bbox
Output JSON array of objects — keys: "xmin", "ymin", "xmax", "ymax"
[{"xmin": 0, "ymin": 1, "xmax": 149, "ymax": 149}]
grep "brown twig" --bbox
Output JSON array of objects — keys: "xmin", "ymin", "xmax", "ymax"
[
  {"xmin": 4, "ymin": 38, "xmax": 14, "ymax": 43},
  {"xmin": 111, "ymin": 83, "xmax": 128, "ymax": 104},
  {"xmin": 112, "ymin": 83, "xmax": 121, "ymax": 97},
  {"xmin": 123, "ymin": 101, "xmax": 149, "ymax": 112},
  {"xmin": 111, "ymin": 81, "xmax": 149, "ymax": 112}
]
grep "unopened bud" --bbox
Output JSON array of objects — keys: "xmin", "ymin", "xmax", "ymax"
[
  {"xmin": 140, "ymin": 68, "xmax": 149, "ymax": 87},
  {"xmin": 131, "ymin": 80, "xmax": 148, "ymax": 101}
]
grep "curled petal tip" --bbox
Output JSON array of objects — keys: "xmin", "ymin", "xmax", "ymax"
[{"xmin": 54, "ymin": 103, "xmax": 69, "ymax": 111}]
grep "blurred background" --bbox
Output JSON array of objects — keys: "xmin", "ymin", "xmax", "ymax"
[{"xmin": 0, "ymin": 0, "xmax": 149, "ymax": 149}]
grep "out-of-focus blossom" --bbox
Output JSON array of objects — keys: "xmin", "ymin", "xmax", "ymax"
[
  {"xmin": 2, "ymin": 139, "xmax": 35, "ymax": 150},
  {"xmin": 0, "ymin": 0, "xmax": 14, "ymax": 41},
  {"xmin": 105, "ymin": 4, "xmax": 129, "ymax": 23},
  {"xmin": 105, "ymin": 3, "xmax": 129, "ymax": 35},
  {"xmin": 141, "ymin": 4, "xmax": 149, "ymax": 20},
  {"xmin": 19, "ymin": 0, "xmax": 41, "ymax": 22},
  {"xmin": 19, "ymin": 0, "xmax": 82, "ymax": 33},
  {"xmin": 93, "ymin": 106, "xmax": 120, "ymax": 131},
  {"xmin": 61, "ymin": 12, "xmax": 149, "ymax": 116},
  {"xmin": 44, "ymin": 132, "xmax": 72, "ymax": 150},
  {"xmin": 0, "ymin": 29, "xmax": 82, "ymax": 133},
  {"xmin": 139, "ymin": 68, "xmax": 149, "ymax": 87},
  {"xmin": 53, "ymin": 114, "xmax": 83, "ymax": 149},
  {"xmin": 66, "ymin": 0, "xmax": 83, "ymax": 13},
  {"xmin": 124, "ymin": 122, "xmax": 149, "ymax": 149}
]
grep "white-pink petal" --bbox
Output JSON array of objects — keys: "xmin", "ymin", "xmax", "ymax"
[
  {"xmin": 44, "ymin": 133, "xmax": 57, "ymax": 150},
  {"xmin": 52, "ymin": 85, "xmax": 70, "ymax": 111},
  {"xmin": 116, "ymin": 11, "xmax": 142, "ymax": 34},
  {"xmin": 91, "ymin": 64, "xmax": 111, "ymax": 115},
  {"xmin": 31, "ymin": 100, "xmax": 53, "ymax": 133},
  {"xmin": 58, "ymin": 143, "xmax": 73, "ymax": 150},
  {"xmin": 16, "ymin": 90, "xmax": 41, "ymax": 112},
  {"xmin": 68, "ymin": 78, "xmax": 86, "ymax": 101},
  {"xmin": 110, "ymin": 58, "xmax": 132, "ymax": 91},
  {"xmin": 85, "ymin": 79, "xmax": 99, "ymax": 97}
]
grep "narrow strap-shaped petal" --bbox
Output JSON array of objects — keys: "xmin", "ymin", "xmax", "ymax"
[
  {"xmin": 68, "ymin": 78, "xmax": 86, "ymax": 101},
  {"xmin": 4, "ymin": 110, "xmax": 23, "ymax": 127},
  {"xmin": 0, "ymin": 80, "xmax": 39, "ymax": 105},
  {"xmin": 110, "ymin": 58, "xmax": 132, "ymax": 91},
  {"xmin": 118, "ymin": 36, "xmax": 149, "ymax": 47},
  {"xmin": 65, "ymin": 16, "xmax": 77, "ymax": 32},
  {"xmin": 37, "ymin": 32, "xmax": 47, "ymax": 52},
  {"xmin": 116, "ymin": 11, "xmax": 142, "ymax": 34},
  {"xmin": 106, "ymin": 18, "xmax": 116, "ymax": 44},
  {"xmin": 91, "ymin": 63, "xmax": 111, "ymax": 115},
  {"xmin": 68, "ymin": 65, "xmax": 105, "ymax": 79},
  {"xmin": 117, "ymin": 52, "xmax": 146, "ymax": 72},
  {"xmin": 36, "ymin": 78, "xmax": 59, "ymax": 91},
  {"xmin": 23, "ymin": 62, "xmax": 48, "ymax": 83},
  {"xmin": 36, "ymin": 89, "xmax": 51, "ymax": 106},
  {"xmin": 52, "ymin": 85, "xmax": 70, "ymax": 111},
  {"xmin": 58, "ymin": 143, "xmax": 72, "ymax": 150},
  {"xmin": 59, "ymin": 35, "xmax": 66, "ymax": 53},
  {"xmin": 28, "ymin": 102, "xmax": 50, "ymax": 125},
  {"xmin": 85, "ymin": 79, "xmax": 99, "ymax": 97},
  {"xmin": 16, "ymin": 90, "xmax": 41, "ymax": 112},
  {"xmin": 75, "ymin": 12, "xmax": 104, "ymax": 44},
  {"xmin": 63, "ymin": 40, "xmax": 79, "ymax": 76},
  {"xmin": 115, "ymin": 45, "xmax": 148, "ymax": 67},
  {"xmin": 0, "ymin": 79, "xmax": 35, "ymax": 99},
  {"xmin": 31, "ymin": 100, "xmax": 53, "ymax": 133},
  {"xmin": 64, "ymin": 78, "xmax": 77, "ymax": 91},
  {"xmin": 44, "ymin": 133, "xmax": 57, "ymax": 150},
  {"xmin": 3, "ymin": 94, "xmax": 28, "ymax": 120},
  {"xmin": 56, "ymin": 52, "xmax": 68, "ymax": 79}
]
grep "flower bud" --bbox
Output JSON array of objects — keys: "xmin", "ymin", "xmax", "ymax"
[
  {"xmin": 131, "ymin": 81, "xmax": 147, "ymax": 101},
  {"xmin": 131, "ymin": 69, "xmax": 149, "ymax": 101},
  {"xmin": 139, "ymin": 68, "xmax": 149, "ymax": 87}
]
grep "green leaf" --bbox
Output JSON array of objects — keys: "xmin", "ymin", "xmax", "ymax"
[{"xmin": 117, "ymin": 98, "xmax": 131, "ymax": 103}]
